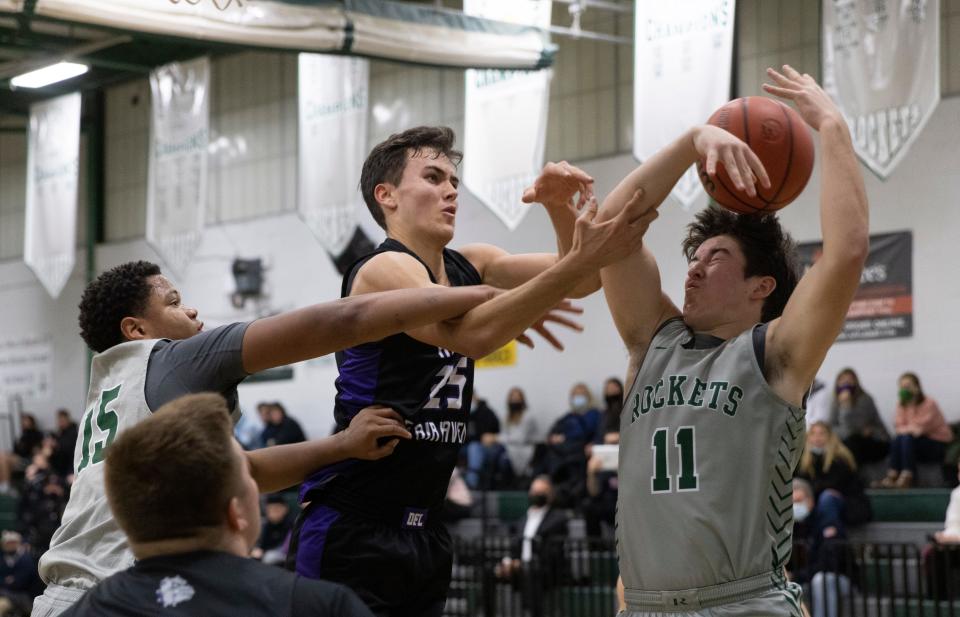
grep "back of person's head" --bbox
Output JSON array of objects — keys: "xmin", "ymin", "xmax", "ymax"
[
  {"xmin": 682, "ymin": 205, "xmax": 799, "ymax": 322},
  {"xmin": 360, "ymin": 126, "xmax": 462, "ymax": 230},
  {"xmin": 20, "ymin": 413, "xmax": 36, "ymax": 431},
  {"xmin": 79, "ymin": 261, "xmax": 162, "ymax": 353},
  {"xmin": 105, "ymin": 393, "xmax": 242, "ymax": 544}
]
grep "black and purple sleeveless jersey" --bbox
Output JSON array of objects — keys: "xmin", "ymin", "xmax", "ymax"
[{"xmin": 300, "ymin": 238, "xmax": 482, "ymax": 525}]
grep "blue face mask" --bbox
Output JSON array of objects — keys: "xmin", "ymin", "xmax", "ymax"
[
  {"xmin": 809, "ymin": 446, "xmax": 825, "ymax": 456},
  {"xmin": 571, "ymin": 394, "xmax": 589, "ymax": 410},
  {"xmin": 793, "ymin": 502, "xmax": 811, "ymax": 522}
]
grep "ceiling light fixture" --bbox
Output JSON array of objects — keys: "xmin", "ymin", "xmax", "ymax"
[{"xmin": 11, "ymin": 62, "xmax": 89, "ymax": 89}]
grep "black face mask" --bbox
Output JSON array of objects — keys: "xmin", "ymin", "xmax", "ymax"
[
  {"xmin": 528, "ymin": 493, "xmax": 549, "ymax": 508},
  {"xmin": 508, "ymin": 402, "xmax": 525, "ymax": 414},
  {"xmin": 605, "ymin": 394, "xmax": 623, "ymax": 408}
]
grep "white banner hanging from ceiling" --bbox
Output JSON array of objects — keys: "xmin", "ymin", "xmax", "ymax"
[
  {"xmin": 633, "ymin": 0, "xmax": 735, "ymax": 209},
  {"xmin": 463, "ymin": 0, "xmax": 552, "ymax": 230},
  {"xmin": 24, "ymin": 92, "xmax": 81, "ymax": 299},
  {"xmin": 822, "ymin": 0, "xmax": 939, "ymax": 179},
  {"xmin": 147, "ymin": 56, "xmax": 209, "ymax": 277},
  {"xmin": 297, "ymin": 54, "xmax": 368, "ymax": 256}
]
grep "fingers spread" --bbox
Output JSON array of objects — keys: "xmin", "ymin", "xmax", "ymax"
[
  {"xmin": 721, "ymin": 149, "xmax": 745, "ymax": 191},
  {"xmin": 745, "ymin": 148, "xmax": 771, "ymax": 189},
  {"xmin": 533, "ymin": 324, "xmax": 564, "ymax": 351}
]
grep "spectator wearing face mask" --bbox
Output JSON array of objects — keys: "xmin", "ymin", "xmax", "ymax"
[
  {"xmin": 597, "ymin": 378, "xmax": 623, "ymax": 444},
  {"xmin": 795, "ymin": 422, "xmax": 871, "ymax": 526},
  {"xmin": 548, "ymin": 384, "xmax": 601, "ymax": 447},
  {"xmin": 879, "ymin": 372, "xmax": 952, "ymax": 488},
  {"xmin": 790, "ymin": 479, "xmax": 857, "ymax": 617},
  {"xmin": 495, "ymin": 476, "xmax": 569, "ymax": 616},
  {"xmin": 532, "ymin": 384, "xmax": 601, "ymax": 505},
  {"xmin": 828, "ymin": 368, "xmax": 889, "ymax": 466},
  {"xmin": 501, "ymin": 388, "xmax": 540, "ymax": 478}
]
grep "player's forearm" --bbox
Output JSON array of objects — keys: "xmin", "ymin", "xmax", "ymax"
[
  {"xmin": 443, "ymin": 255, "xmax": 592, "ymax": 358},
  {"xmin": 242, "ymin": 286, "xmax": 494, "ymax": 373},
  {"xmin": 544, "ymin": 203, "xmax": 600, "ymax": 297},
  {"xmin": 818, "ymin": 120, "xmax": 869, "ymax": 265},
  {"xmin": 245, "ymin": 434, "xmax": 349, "ymax": 494},
  {"xmin": 598, "ymin": 128, "xmax": 699, "ymax": 223}
]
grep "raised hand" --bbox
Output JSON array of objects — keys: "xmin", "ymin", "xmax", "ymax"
[
  {"xmin": 339, "ymin": 405, "xmax": 411, "ymax": 459},
  {"xmin": 569, "ymin": 191, "xmax": 657, "ymax": 271},
  {"xmin": 693, "ymin": 124, "xmax": 770, "ymax": 197},
  {"xmin": 763, "ymin": 65, "xmax": 844, "ymax": 131},
  {"xmin": 515, "ymin": 300, "xmax": 584, "ymax": 350},
  {"xmin": 522, "ymin": 161, "xmax": 595, "ymax": 210}
]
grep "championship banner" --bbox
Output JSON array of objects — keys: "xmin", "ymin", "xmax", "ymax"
[
  {"xmin": 634, "ymin": 0, "xmax": 735, "ymax": 209},
  {"xmin": 463, "ymin": 0, "xmax": 552, "ymax": 230},
  {"xmin": 797, "ymin": 231, "xmax": 912, "ymax": 341},
  {"xmin": 822, "ymin": 0, "xmax": 940, "ymax": 178},
  {"xmin": 147, "ymin": 56, "xmax": 210, "ymax": 277},
  {"xmin": 24, "ymin": 92, "xmax": 81, "ymax": 299},
  {"xmin": 298, "ymin": 54, "xmax": 368, "ymax": 256}
]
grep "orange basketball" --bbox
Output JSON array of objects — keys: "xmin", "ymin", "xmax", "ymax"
[{"xmin": 697, "ymin": 96, "xmax": 814, "ymax": 214}]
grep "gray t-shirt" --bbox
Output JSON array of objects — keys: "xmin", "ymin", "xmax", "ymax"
[{"xmin": 145, "ymin": 322, "xmax": 250, "ymax": 413}]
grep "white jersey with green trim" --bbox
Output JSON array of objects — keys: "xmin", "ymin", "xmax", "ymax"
[
  {"xmin": 39, "ymin": 340, "xmax": 156, "ymax": 589},
  {"xmin": 617, "ymin": 318, "xmax": 805, "ymax": 594}
]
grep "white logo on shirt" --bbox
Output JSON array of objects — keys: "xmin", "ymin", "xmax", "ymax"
[{"xmin": 156, "ymin": 575, "xmax": 195, "ymax": 608}]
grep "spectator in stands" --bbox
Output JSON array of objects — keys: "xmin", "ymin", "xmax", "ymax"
[
  {"xmin": 924, "ymin": 467, "xmax": 960, "ymax": 598},
  {"xmin": 18, "ymin": 453, "xmax": 68, "ymax": 556},
  {"xmin": 234, "ymin": 403, "xmax": 268, "ymax": 450},
  {"xmin": 790, "ymin": 478, "xmax": 856, "ymax": 617},
  {"xmin": 0, "ymin": 531, "xmax": 39, "ymax": 616},
  {"xmin": 583, "ymin": 448, "xmax": 617, "ymax": 538},
  {"xmin": 59, "ymin": 393, "xmax": 374, "ymax": 617},
  {"xmin": 532, "ymin": 384, "xmax": 600, "ymax": 505},
  {"xmin": 501, "ymin": 387, "xmax": 540, "ymax": 479},
  {"xmin": 48, "ymin": 409, "xmax": 78, "ymax": 480},
  {"xmin": 805, "ymin": 376, "xmax": 832, "ymax": 428},
  {"xmin": 797, "ymin": 422, "xmax": 872, "ymax": 526},
  {"xmin": 261, "ymin": 402, "xmax": 307, "ymax": 447},
  {"xmin": 549, "ymin": 383, "xmax": 602, "ymax": 446},
  {"xmin": 829, "ymin": 368, "xmax": 889, "ymax": 465},
  {"xmin": 879, "ymin": 372, "xmax": 952, "ymax": 488},
  {"xmin": 464, "ymin": 392, "xmax": 512, "ymax": 489},
  {"xmin": 496, "ymin": 476, "xmax": 569, "ymax": 616},
  {"xmin": 0, "ymin": 414, "xmax": 45, "ymax": 495},
  {"xmin": 251, "ymin": 494, "xmax": 294, "ymax": 566},
  {"xmin": 597, "ymin": 377, "xmax": 623, "ymax": 443},
  {"xmin": 441, "ymin": 467, "xmax": 473, "ymax": 523}
]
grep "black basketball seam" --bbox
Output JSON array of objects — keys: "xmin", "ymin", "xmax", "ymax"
[
  {"xmin": 761, "ymin": 102, "xmax": 795, "ymax": 210},
  {"xmin": 713, "ymin": 172, "xmax": 765, "ymax": 213}
]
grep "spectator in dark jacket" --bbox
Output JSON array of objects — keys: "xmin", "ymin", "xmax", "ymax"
[
  {"xmin": 829, "ymin": 368, "xmax": 889, "ymax": 465},
  {"xmin": 261, "ymin": 402, "xmax": 306, "ymax": 447},
  {"xmin": 49, "ymin": 409, "xmax": 78, "ymax": 479},
  {"xmin": 464, "ymin": 393, "xmax": 512, "ymax": 489},
  {"xmin": 251, "ymin": 494, "xmax": 294, "ymax": 566},
  {"xmin": 796, "ymin": 422, "xmax": 871, "ymax": 526},
  {"xmin": 0, "ymin": 531, "xmax": 40, "ymax": 616}
]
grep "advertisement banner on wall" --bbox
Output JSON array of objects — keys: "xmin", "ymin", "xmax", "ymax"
[
  {"xmin": 796, "ymin": 231, "xmax": 912, "ymax": 341},
  {"xmin": 633, "ymin": 0, "xmax": 735, "ymax": 209},
  {"xmin": 24, "ymin": 92, "xmax": 81, "ymax": 299},
  {"xmin": 463, "ymin": 0, "xmax": 552, "ymax": 231},
  {"xmin": 0, "ymin": 335, "xmax": 53, "ymax": 403},
  {"xmin": 298, "ymin": 54, "xmax": 368, "ymax": 256},
  {"xmin": 147, "ymin": 56, "xmax": 210, "ymax": 277},
  {"xmin": 822, "ymin": 0, "xmax": 940, "ymax": 178}
]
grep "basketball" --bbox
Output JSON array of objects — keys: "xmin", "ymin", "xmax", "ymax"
[{"xmin": 697, "ymin": 96, "xmax": 814, "ymax": 214}]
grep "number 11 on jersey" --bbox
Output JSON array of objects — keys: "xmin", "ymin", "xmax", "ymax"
[{"xmin": 651, "ymin": 426, "xmax": 699, "ymax": 494}]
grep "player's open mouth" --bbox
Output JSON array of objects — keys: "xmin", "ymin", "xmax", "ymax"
[{"xmin": 442, "ymin": 206, "xmax": 456, "ymax": 216}]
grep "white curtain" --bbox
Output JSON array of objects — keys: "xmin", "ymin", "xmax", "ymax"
[
  {"xmin": 633, "ymin": 0, "xmax": 736, "ymax": 209},
  {"xmin": 297, "ymin": 54, "xmax": 368, "ymax": 256},
  {"xmin": 822, "ymin": 0, "xmax": 940, "ymax": 178},
  {"xmin": 463, "ymin": 0, "xmax": 552, "ymax": 230},
  {"xmin": 147, "ymin": 56, "xmax": 210, "ymax": 277},
  {"xmin": 24, "ymin": 92, "xmax": 81, "ymax": 299}
]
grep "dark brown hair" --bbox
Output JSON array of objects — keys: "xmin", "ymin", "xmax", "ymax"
[
  {"xmin": 899, "ymin": 372, "xmax": 926, "ymax": 405},
  {"xmin": 360, "ymin": 126, "xmax": 462, "ymax": 230},
  {"xmin": 682, "ymin": 205, "xmax": 800, "ymax": 322},
  {"xmin": 105, "ymin": 393, "xmax": 241, "ymax": 543}
]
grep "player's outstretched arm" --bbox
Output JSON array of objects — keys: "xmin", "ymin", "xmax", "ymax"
[
  {"xmin": 461, "ymin": 161, "xmax": 600, "ymax": 298},
  {"xmin": 353, "ymin": 197, "xmax": 657, "ymax": 359},
  {"xmin": 763, "ymin": 66, "xmax": 869, "ymax": 404},
  {"xmin": 245, "ymin": 406, "xmax": 410, "ymax": 493},
  {"xmin": 239, "ymin": 285, "xmax": 494, "ymax": 374},
  {"xmin": 599, "ymin": 125, "xmax": 769, "ymax": 373}
]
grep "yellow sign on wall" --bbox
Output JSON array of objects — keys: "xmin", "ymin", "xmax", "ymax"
[{"xmin": 476, "ymin": 340, "xmax": 517, "ymax": 369}]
